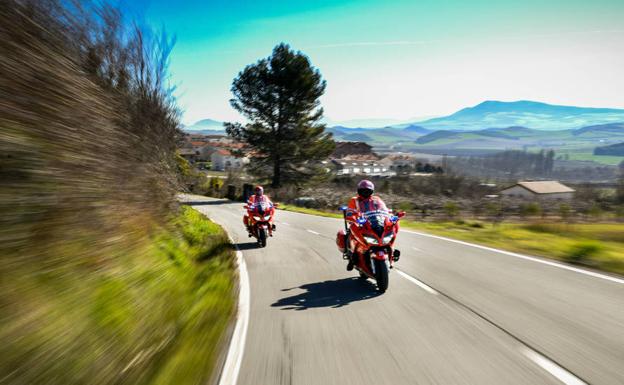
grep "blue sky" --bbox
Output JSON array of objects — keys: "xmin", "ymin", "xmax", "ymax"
[{"xmin": 124, "ymin": 0, "xmax": 624, "ymax": 125}]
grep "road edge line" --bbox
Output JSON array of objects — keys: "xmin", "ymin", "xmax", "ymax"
[
  {"xmin": 402, "ymin": 230, "xmax": 624, "ymax": 285},
  {"xmin": 217, "ymin": 238, "xmax": 250, "ymax": 385}
]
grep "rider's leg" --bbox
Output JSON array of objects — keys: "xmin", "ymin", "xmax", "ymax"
[
  {"xmin": 243, "ymin": 215, "xmax": 252, "ymax": 235},
  {"xmin": 345, "ymin": 230, "xmax": 355, "ymax": 271}
]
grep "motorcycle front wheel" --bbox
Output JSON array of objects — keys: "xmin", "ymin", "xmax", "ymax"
[
  {"xmin": 258, "ymin": 227, "xmax": 267, "ymax": 247},
  {"xmin": 373, "ymin": 259, "xmax": 389, "ymax": 293}
]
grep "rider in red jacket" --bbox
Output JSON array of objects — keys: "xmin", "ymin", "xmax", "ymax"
[
  {"xmin": 243, "ymin": 185, "xmax": 275, "ymax": 235},
  {"xmin": 344, "ymin": 179, "xmax": 389, "ymax": 270}
]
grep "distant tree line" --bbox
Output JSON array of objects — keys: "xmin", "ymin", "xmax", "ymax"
[
  {"xmin": 452, "ymin": 149, "xmax": 555, "ymax": 178},
  {"xmin": 445, "ymin": 149, "xmax": 619, "ymax": 181},
  {"xmin": 594, "ymin": 142, "xmax": 624, "ymax": 156},
  {"xmin": 393, "ymin": 162, "xmax": 444, "ymax": 175}
]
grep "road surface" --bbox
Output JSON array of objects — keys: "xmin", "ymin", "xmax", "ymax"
[{"xmin": 183, "ymin": 195, "xmax": 624, "ymax": 385}]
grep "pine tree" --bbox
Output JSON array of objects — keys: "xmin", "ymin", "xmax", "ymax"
[{"xmin": 225, "ymin": 43, "xmax": 335, "ymax": 187}]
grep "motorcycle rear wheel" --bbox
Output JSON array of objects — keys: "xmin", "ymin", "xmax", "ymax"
[{"xmin": 373, "ymin": 259, "xmax": 389, "ymax": 293}]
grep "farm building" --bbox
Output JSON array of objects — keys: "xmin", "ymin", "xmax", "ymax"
[{"xmin": 500, "ymin": 181, "xmax": 575, "ymax": 200}]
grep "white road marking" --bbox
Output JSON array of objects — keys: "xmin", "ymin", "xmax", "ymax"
[
  {"xmin": 412, "ymin": 246, "xmax": 423, "ymax": 252},
  {"xmin": 403, "ymin": 230, "xmax": 624, "ymax": 285},
  {"xmin": 218, "ymin": 240, "xmax": 250, "ymax": 385},
  {"xmin": 281, "ymin": 222, "xmax": 290, "ymax": 226},
  {"xmin": 523, "ymin": 348, "xmax": 587, "ymax": 385},
  {"xmin": 307, "ymin": 229, "xmax": 320, "ymax": 235},
  {"xmin": 395, "ymin": 269, "xmax": 438, "ymax": 295},
  {"xmin": 185, "ymin": 205, "xmax": 249, "ymax": 385}
]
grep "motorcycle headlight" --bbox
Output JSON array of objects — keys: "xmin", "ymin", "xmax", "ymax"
[
  {"xmin": 363, "ymin": 235, "xmax": 379, "ymax": 245},
  {"xmin": 253, "ymin": 216, "xmax": 262, "ymax": 221},
  {"xmin": 382, "ymin": 233, "xmax": 394, "ymax": 244},
  {"xmin": 263, "ymin": 215, "xmax": 271, "ymax": 220}
]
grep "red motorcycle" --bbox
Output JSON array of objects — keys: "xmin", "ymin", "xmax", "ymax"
[
  {"xmin": 244, "ymin": 201, "xmax": 277, "ymax": 247},
  {"xmin": 336, "ymin": 207, "xmax": 404, "ymax": 293}
]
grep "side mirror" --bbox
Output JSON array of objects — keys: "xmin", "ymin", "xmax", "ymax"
[
  {"xmin": 243, "ymin": 205, "xmax": 249, "ymax": 210},
  {"xmin": 397, "ymin": 211, "xmax": 406, "ymax": 218},
  {"xmin": 339, "ymin": 205, "xmax": 348, "ymax": 212},
  {"xmin": 273, "ymin": 203, "xmax": 280, "ymax": 208}
]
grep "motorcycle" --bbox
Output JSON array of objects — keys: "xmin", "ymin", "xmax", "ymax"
[
  {"xmin": 244, "ymin": 201, "xmax": 277, "ymax": 247},
  {"xmin": 336, "ymin": 207, "xmax": 405, "ymax": 293}
]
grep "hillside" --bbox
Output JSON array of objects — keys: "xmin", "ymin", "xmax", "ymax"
[
  {"xmin": 411, "ymin": 100, "xmax": 624, "ymax": 131},
  {"xmin": 573, "ymin": 122, "xmax": 624, "ymax": 136},
  {"xmin": 595, "ymin": 142, "xmax": 624, "ymax": 156},
  {"xmin": 185, "ymin": 118, "xmax": 224, "ymax": 131}
]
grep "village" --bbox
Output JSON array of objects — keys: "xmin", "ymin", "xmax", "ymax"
[{"xmin": 179, "ymin": 131, "xmax": 578, "ymax": 202}]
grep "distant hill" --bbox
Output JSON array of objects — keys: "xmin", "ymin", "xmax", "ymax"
[
  {"xmin": 323, "ymin": 117, "xmax": 406, "ymax": 128},
  {"xmin": 402, "ymin": 125, "xmax": 430, "ymax": 135},
  {"xmin": 184, "ymin": 118, "xmax": 224, "ymax": 131},
  {"xmin": 328, "ymin": 124, "xmax": 429, "ymax": 143},
  {"xmin": 416, "ymin": 130, "xmax": 460, "ymax": 144},
  {"xmin": 184, "ymin": 129, "xmax": 226, "ymax": 135},
  {"xmin": 573, "ymin": 122, "xmax": 624, "ymax": 136},
  {"xmin": 343, "ymin": 133, "xmax": 373, "ymax": 142},
  {"xmin": 411, "ymin": 100, "xmax": 624, "ymax": 131},
  {"xmin": 594, "ymin": 142, "xmax": 624, "ymax": 156}
]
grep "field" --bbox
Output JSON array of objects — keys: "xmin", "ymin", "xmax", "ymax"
[{"xmin": 330, "ymin": 125, "xmax": 624, "ymax": 165}]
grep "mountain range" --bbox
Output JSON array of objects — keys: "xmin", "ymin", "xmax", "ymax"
[
  {"xmin": 183, "ymin": 118, "xmax": 224, "ymax": 131},
  {"xmin": 183, "ymin": 101, "xmax": 624, "ymax": 164},
  {"xmin": 410, "ymin": 100, "xmax": 624, "ymax": 131},
  {"xmin": 184, "ymin": 100, "xmax": 624, "ymax": 134}
]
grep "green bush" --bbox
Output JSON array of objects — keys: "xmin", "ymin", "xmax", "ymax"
[
  {"xmin": 588, "ymin": 204, "xmax": 603, "ymax": 220},
  {"xmin": 443, "ymin": 202, "xmax": 460, "ymax": 219},
  {"xmin": 564, "ymin": 241, "xmax": 604, "ymax": 266},
  {"xmin": 396, "ymin": 201, "xmax": 415, "ymax": 212},
  {"xmin": 558, "ymin": 204, "xmax": 572, "ymax": 222},
  {"xmin": 520, "ymin": 203, "xmax": 542, "ymax": 218}
]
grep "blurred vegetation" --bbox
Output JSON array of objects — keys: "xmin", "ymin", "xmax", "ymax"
[
  {"xmin": 1, "ymin": 206, "xmax": 235, "ymax": 385},
  {"xmin": 1, "ymin": 1, "xmax": 235, "ymax": 384}
]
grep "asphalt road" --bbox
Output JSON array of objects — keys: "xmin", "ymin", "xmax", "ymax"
[{"xmin": 184, "ymin": 196, "xmax": 624, "ymax": 385}]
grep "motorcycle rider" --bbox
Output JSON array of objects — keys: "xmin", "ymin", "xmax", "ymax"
[
  {"xmin": 243, "ymin": 185, "xmax": 275, "ymax": 236},
  {"xmin": 344, "ymin": 179, "xmax": 392, "ymax": 271}
]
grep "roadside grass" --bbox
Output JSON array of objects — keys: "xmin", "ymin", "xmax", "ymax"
[
  {"xmin": 1, "ymin": 206, "xmax": 236, "ymax": 385},
  {"xmin": 278, "ymin": 203, "xmax": 343, "ymax": 219},
  {"xmin": 278, "ymin": 204, "xmax": 624, "ymax": 275}
]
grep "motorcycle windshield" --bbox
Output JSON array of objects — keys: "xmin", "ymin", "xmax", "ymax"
[
  {"xmin": 251, "ymin": 202, "xmax": 271, "ymax": 215},
  {"xmin": 363, "ymin": 210, "xmax": 390, "ymax": 237}
]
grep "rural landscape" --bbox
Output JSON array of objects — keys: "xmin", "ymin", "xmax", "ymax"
[{"xmin": 1, "ymin": 0, "xmax": 623, "ymax": 385}]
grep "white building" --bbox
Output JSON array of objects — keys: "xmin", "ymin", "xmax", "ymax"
[
  {"xmin": 500, "ymin": 181, "xmax": 575, "ymax": 200},
  {"xmin": 331, "ymin": 159, "xmax": 395, "ymax": 176},
  {"xmin": 210, "ymin": 149, "xmax": 248, "ymax": 171}
]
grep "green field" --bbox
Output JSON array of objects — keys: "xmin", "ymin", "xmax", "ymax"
[
  {"xmin": 332, "ymin": 125, "xmax": 624, "ymax": 165},
  {"xmin": 558, "ymin": 150, "xmax": 624, "ymax": 165}
]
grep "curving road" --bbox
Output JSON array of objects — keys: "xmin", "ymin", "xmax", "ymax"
[{"xmin": 183, "ymin": 195, "xmax": 624, "ymax": 385}]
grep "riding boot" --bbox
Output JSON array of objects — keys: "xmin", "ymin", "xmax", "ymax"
[{"xmin": 346, "ymin": 250, "xmax": 355, "ymax": 271}]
